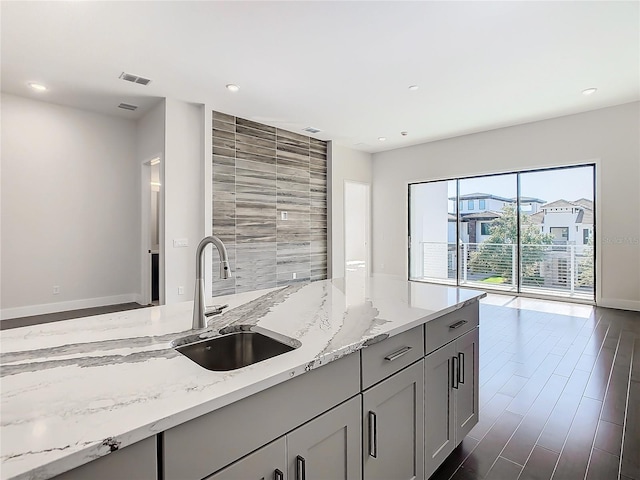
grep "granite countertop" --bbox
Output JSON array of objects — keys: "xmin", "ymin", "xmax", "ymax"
[{"xmin": 0, "ymin": 275, "xmax": 485, "ymax": 480}]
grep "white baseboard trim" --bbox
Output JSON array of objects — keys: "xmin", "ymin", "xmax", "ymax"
[
  {"xmin": 0, "ymin": 294, "xmax": 140, "ymax": 320},
  {"xmin": 597, "ymin": 298, "xmax": 640, "ymax": 312}
]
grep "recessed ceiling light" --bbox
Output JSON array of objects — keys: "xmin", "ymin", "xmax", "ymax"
[
  {"xmin": 226, "ymin": 84, "xmax": 240, "ymax": 92},
  {"xmin": 378, "ymin": 137, "xmax": 386, "ymax": 141},
  {"xmin": 28, "ymin": 82, "xmax": 47, "ymax": 92},
  {"xmin": 408, "ymin": 85, "xmax": 419, "ymax": 91},
  {"xmin": 582, "ymin": 88, "xmax": 597, "ymax": 96}
]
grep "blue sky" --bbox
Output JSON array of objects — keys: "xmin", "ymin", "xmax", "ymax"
[{"xmin": 446, "ymin": 165, "xmax": 594, "ymax": 204}]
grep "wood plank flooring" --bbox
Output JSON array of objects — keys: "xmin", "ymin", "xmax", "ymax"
[{"xmin": 430, "ymin": 296, "xmax": 640, "ymax": 480}]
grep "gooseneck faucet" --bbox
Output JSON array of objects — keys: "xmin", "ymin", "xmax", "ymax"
[{"xmin": 192, "ymin": 236, "xmax": 232, "ymax": 330}]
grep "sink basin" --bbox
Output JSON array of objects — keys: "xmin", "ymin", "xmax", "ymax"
[{"xmin": 173, "ymin": 327, "xmax": 299, "ymax": 371}]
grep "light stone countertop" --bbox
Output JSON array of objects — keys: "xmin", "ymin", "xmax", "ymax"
[{"xmin": 0, "ymin": 274, "xmax": 485, "ymax": 480}]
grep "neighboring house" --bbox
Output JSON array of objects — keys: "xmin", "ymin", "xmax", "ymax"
[
  {"xmin": 539, "ymin": 199, "xmax": 594, "ymax": 250},
  {"xmin": 447, "ymin": 193, "xmax": 546, "ymax": 244}
]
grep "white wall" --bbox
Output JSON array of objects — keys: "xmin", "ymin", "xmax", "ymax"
[
  {"xmin": 329, "ymin": 143, "xmax": 373, "ymax": 278},
  {"xmin": 372, "ymin": 102, "xmax": 640, "ymax": 311},
  {"xmin": 0, "ymin": 94, "xmax": 140, "ymax": 318},
  {"xmin": 163, "ymin": 99, "xmax": 204, "ymax": 305}
]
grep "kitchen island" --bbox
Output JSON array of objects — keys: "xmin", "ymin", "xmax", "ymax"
[{"xmin": 1, "ymin": 275, "xmax": 485, "ymax": 480}]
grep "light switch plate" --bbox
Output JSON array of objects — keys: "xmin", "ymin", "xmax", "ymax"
[{"xmin": 173, "ymin": 238, "xmax": 188, "ymax": 248}]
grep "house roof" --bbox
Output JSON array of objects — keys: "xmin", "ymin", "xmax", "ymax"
[
  {"xmin": 460, "ymin": 211, "xmax": 502, "ymax": 220},
  {"xmin": 576, "ymin": 208, "xmax": 594, "ymax": 224},
  {"xmin": 514, "ymin": 196, "xmax": 546, "ymax": 204},
  {"xmin": 529, "ymin": 211, "xmax": 545, "ymax": 225},
  {"xmin": 541, "ymin": 199, "xmax": 578, "ymax": 209},
  {"xmin": 449, "ymin": 193, "xmax": 514, "ymax": 202},
  {"xmin": 574, "ymin": 198, "xmax": 594, "ymax": 209}
]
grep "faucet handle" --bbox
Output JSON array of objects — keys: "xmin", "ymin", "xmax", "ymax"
[{"xmin": 204, "ymin": 304, "xmax": 229, "ymax": 317}]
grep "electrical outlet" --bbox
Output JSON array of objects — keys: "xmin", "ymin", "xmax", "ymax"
[
  {"xmin": 292, "ymin": 272, "xmax": 297, "ymax": 279},
  {"xmin": 52, "ymin": 285, "xmax": 60, "ymax": 295},
  {"xmin": 281, "ymin": 211, "xmax": 288, "ymax": 220},
  {"xmin": 178, "ymin": 286, "xmax": 185, "ymax": 295}
]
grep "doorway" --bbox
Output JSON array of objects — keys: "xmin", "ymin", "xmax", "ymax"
[{"xmin": 141, "ymin": 156, "xmax": 162, "ymax": 306}]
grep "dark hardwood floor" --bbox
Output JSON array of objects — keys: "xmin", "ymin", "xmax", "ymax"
[
  {"xmin": 431, "ymin": 296, "xmax": 640, "ymax": 480},
  {"xmin": 0, "ymin": 302, "xmax": 148, "ymax": 330}
]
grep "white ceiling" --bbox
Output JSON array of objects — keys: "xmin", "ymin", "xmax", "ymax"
[{"xmin": 2, "ymin": 1, "xmax": 638, "ymax": 153}]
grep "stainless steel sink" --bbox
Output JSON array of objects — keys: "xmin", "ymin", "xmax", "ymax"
[{"xmin": 172, "ymin": 327, "xmax": 300, "ymax": 371}]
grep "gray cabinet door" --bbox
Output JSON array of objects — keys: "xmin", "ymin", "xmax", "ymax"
[
  {"xmin": 425, "ymin": 341, "xmax": 457, "ymax": 479},
  {"xmin": 287, "ymin": 396, "xmax": 361, "ymax": 480},
  {"xmin": 363, "ymin": 360, "xmax": 425, "ymax": 480},
  {"xmin": 206, "ymin": 437, "xmax": 286, "ymax": 480},
  {"xmin": 454, "ymin": 327, "xmax": 479, "ymax": 442}
]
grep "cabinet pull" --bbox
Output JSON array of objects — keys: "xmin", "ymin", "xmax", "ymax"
[
  {"xmin": 368, "ymin": 411, "xmax": 378, "ymax": 458},
  {"xmin": 449, "ymin": 320, "xmax": 468, "ymax": 330},
  {"xmin": 274, "ymin": 469, "xmax": 284, "ymax": 480},
  {"xmin": 384, "ymin": 345, "xmax": 412, "ymax": 362},
  {"xmin": 458, "ymin": 352, "xmax": 465, "ymax": 384},
  {"xmin": 451, "ymin": 356, "xmax": 459, "ymax": 389},
  {"xmin": 296, "ymin": 455, "xmax": 306, "ymax": 480}
]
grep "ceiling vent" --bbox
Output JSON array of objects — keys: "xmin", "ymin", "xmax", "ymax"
[
  {"xmin": 119, "ymin": 72, "xmax": 152, "ymax": 86},
  {"xmin": 118, "ymin": 103, "xmax": 138, "ymax": 111},
  {"xmin": 303, "ymin": 127, "xmax": 321, "ymax": 134}
]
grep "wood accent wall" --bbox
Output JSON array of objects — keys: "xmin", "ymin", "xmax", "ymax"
[{"xmin": 211, "ymin": 110, "xmax": 327, "ymax": 295}]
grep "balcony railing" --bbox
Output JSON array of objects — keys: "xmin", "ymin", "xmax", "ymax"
[{"xmin": 414, "ymin": 241, "xmax": 594, "ymax": 300}]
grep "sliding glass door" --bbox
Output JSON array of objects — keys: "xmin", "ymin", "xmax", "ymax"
[
  {"xmin": 409, "ymin": 165, "xmax": 595, "ymax": 301},
  {"xmin": 519, "ymin": 166, "xmax": 594, "ymax": 299}
]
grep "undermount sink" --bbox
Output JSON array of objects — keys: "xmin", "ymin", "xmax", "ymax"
[{"xmin": 172, "ymin": 326, "xmax": 300, "ymax": 371}]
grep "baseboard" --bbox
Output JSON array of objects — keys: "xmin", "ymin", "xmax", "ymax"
[
  {"xmin": 0, "ymin": 294, "xmax": 140, "ymax": 320},
  {"xmin": 598, "ymin": 298, "xmax": 640, "ymax": 312}
]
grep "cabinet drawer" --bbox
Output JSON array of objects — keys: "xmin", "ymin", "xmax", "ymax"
[
  {"xmin": 425, "ymin": 302, "xmax": 479, "ymax": 354},
  {"xmin": 361, "ymin": 325, "xmax": 424, "ymax": 390}
]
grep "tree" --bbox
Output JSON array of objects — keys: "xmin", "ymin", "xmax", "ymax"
[{"xmin": 468, "ymin": 204, "xmax": 553, "ymax": 283}]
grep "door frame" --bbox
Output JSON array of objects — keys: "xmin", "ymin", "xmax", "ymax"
[{"xmin": 141, "ymin": 154, "xmax": 163, "ymax": 306}]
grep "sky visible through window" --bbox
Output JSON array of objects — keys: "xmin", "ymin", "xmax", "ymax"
[{"xmin": 447, "ymin": 166, "xmax": 594, "ymax": 212}]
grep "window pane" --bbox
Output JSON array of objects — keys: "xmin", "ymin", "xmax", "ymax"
[
  {"xmin": 409, "ymin": 180, "xmax": 457, "ymax": 284},
  {"xmin": 519, "ymin": 165, "xmax": 594, "ymax": 300},
  {"xmin": 459, "ymin": 174, "xmax": 517, "ymax": 292}
]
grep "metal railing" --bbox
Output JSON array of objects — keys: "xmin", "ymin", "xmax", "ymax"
[{"xmin": 415, "ymin": 241, "xmax": 594, "ymax": 299}]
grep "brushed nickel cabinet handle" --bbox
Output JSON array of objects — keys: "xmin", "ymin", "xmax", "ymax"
[
  {"xmin": 384, "ymin": 346, "xmax": 413, "ymax": 362},
  {"xmin": 449, "ymin": 320, "xmax": 468, "ymax": 330},
  {"xmin": 458, "ymin": 352, "xmax": 465, "ymax": 384},
  {"xmin": 296, "ymin": 455, "xmax": 305, "ymax": 480},
  {"xmin": 452, "ymin": 356, "xmax": 459, "ymax": 389},
  {"xmin": 274, "ymin": 468, "xmax": 284, "ymax": 480},
  {"xmin": 368, "ymin": 411, "xmax": 378, "ymax": 458}
]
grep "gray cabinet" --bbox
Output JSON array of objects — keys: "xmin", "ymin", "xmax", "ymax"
[
  {"xmin": 363, "ymin": 360, "xmax": 425, "ymax": 480},
  {"xmin": 51, "ymin": 436, "xmax": 157, "ymax": 480},
  {"xmin": 206, "ymin": 437, "xmax": 286, "ymax": 480},
  {"xmin": 164, "ymin": 353, "xmax": 359, "ymax": 480},
  {"xmin": 207, "ymin": 397, "xmax": 360, "ymax": 480},
  {"xmin": 287, "ymin": 396, "xmax": 361, "ymax": 480},
  {"xmin": 425, "ymin": 327, "xmax": 479, "ymax": 479}
]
